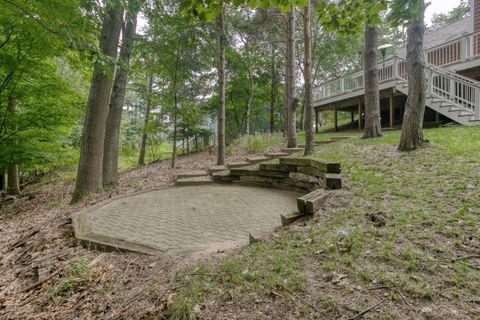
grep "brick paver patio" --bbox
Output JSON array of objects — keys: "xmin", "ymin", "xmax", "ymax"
[{"xmin": 72, "ymin": 185, "xmax": 299, "ymax": 254}]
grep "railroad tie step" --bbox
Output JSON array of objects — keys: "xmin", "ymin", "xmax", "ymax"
[
  {"xmin": 246, "ymin": 155, "xmax": 270, "ymax": 164},
  {"xmin": 264, "ymin": 152, "xmax": 290, "ymax": 158},
  {"xmin": 280, "ymin": 147, "xmax": 304, "ymax": 154},
  {"xmin": 176, "ymin": 175, "xmax": 213, "ymax": 186},
  {"xmin": 315, "ymin": 140, "xmax": 336, "ymax": 145},
  {"xmin": 209, "ymin": 165, "xmax": 228, "ymax": 174},
  {"xmin": 228, "ymin": 161, "xmax": 251, "ymax": 169},
  {"xmin": 176, "ymin": 170, "xmax": 210, "ymax": 179},
  {"xmin": 297, "ymin": 190, "xmax": 332, "ymax": 214},
  {"xmin": 281, "ymin": 212, "xmax": 309, "ymax": 226}
]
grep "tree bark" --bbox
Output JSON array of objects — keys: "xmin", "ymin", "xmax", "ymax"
[
  {"xmin": 303, "ymin": 1, "xmax": 314, "ymax": 155},
  {"xmin": 362, "ymin": 24, "xmax": 383, "ymax": 139},
  {"xmin": 138, "ymin": 74, "xmax": 153, "ymax": 166},
  {"xmin": 245, "ymin": 66, "xmax": 253, "ymax": 135},
  {"xmin": 398, "ymin": 0, "xmax": 426, "ymax": 151},
  {"xmin": 72, "ymin": 4, "xmax": 123, "ymax": 203},
  {"xmin": 171, "ymin": 39, "xmax": 181, "ymax": 168},
  {"xmin": 217, "ymin": 1, "xmax": 226, "ymax": 165},
  {"xmin": 286, "ymin": 5, "xmax": 297, "ymax": 148},
  {"xmin": 270, "ymin": 44, "xmax": 276, "ymax": 134},
  {"xmin": 7, "ymin": 164, "xmax": 20, "ymax": 195},
  {"xmin": 103, "ymin": 10, "xmax": 138, "ymax": 186},
  {"xmin": 6, "ymin": 97, "xmax": 20, "ymax": 195},
  {"xmin": 0, "ymin": 172, "xmax": 4, "ymax": 191}
]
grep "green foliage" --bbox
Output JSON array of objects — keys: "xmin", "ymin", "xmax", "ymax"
[
  {"xmin": 317, "ymin": 0, "xmax": 387, "ymax": 33},
  {"xmin": 430, "ymin": 0, "xmax": 470, "ymax": 30},
  {"xmin": 46, "ymin": 261, "xmax": 92, "ymax": 297},
  {"xmin": 0, "ymin": 1, "xmax": 91, "ymax": 174},
  {"xmin": 388, "ymin": 0, "xmax": 425, "ymax": 27}
]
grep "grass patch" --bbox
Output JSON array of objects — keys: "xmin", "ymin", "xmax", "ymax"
[
  {"xmin": 119, "ymin": 142, "xmax": 172, "ymax": 170},
  {"xmin": 163, "ymin": 126, "xmax": 480, "ymax": 318},
  {"xmin": 226, "ymin": 133, "xmax": 285, "ymax": 155}
]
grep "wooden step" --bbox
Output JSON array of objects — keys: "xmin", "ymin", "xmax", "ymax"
[
  {"xmin": 212, "ymin": 170, "xmax": 239, "ymax": 183},
  {"xmin": 264, "ymin": 152, "xmax": 290, "ymax": 158},
  {"xmin": 176, "ymin": 170, "xmax": 210, "ymax": 179},
  {"xmin": 297, "ymin": 190, "xmax": 332, "ymax": 214},
  {"xmin": 228, "ymin": 161, "xmax": 251, "ymax": 169},
  {"xmin": 325, "ymin": 173, "xmax": 342, "ymax": 189},
  {"xmin": 315, "ymin": 140, "xmax": 336, "ymax": 145},
  {"xmin": 176, "ymin": 176, "xmax": 213, "ymax": 186},
  {"xmin": 280, "ymin": 147, "xmax": 304, "ymax": 153},
  {"xmin": 246, "ymin": 155, "xmax": 270, "ymax": 164},
  {"xmin": 458, "ymin": 111, "xmax": 474, "ymax": 117},
  {"xmin": 281, "ymin": 212, "xmax": 308, "ymax": 226},
  {"xmin": 449, "ymin": 107, "xmax": 464, "ymax": 112},
  {"xmin": 209, "ymin": 165, "xmax": 228, "ymax": 173}
]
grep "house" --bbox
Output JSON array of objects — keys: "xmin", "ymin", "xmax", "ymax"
[{"xmin": 312, "ymin": 0, "xmax": 480, "ymax": 131}]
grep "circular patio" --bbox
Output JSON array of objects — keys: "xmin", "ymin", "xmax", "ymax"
[{"xmin": 72, "ymin": 185, "xmax": 299, "ymax": 254}]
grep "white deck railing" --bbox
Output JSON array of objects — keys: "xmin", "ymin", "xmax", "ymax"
[
  {"xmin": 425, "ymin": 32, "xmax": 480, "ymax": 67},
  {"xmin": 313, "ymin": 54, "xmax": 480, "ymax": 119}
]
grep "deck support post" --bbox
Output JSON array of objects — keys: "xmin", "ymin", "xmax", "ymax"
[
  {"xmin": 435, "ymin": 111, "xmax": 440, "ymax": 122},
  {"xmin": 351, "ymin": 111, "xmax": 354, "ymax": 123},
  {"xmin": 315, "ymin": 108, "xmax": 319, "ymax": 133},
  {"xmin": 334, "ymin": 106, "xmax": 338, "ymax": 132},
  {"xmin": 389, "ymin": 92, "xmax": 394, "ymax": 128}
]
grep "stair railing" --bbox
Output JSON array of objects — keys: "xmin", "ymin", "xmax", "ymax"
[
  {"xmin": 395, "ymin": 55, "xmax": 479, "ymax": 118},
  {"xmin": 314, "ymin": 54, "xmax": 480, "ymax": 120}
]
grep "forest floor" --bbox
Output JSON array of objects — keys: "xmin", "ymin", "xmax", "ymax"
[{"xmin": 1, "ymin": 128, "xmax": 480, "ymax": 320}]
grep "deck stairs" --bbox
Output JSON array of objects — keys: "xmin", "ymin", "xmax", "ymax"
[{"xmin": 313, "ymin": 55, "xmax": 480, "ymax": 126}]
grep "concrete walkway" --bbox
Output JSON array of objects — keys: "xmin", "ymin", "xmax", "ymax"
[{"xmin": 73, "ymin": 185, "xmax": 299, "ymax": 254}]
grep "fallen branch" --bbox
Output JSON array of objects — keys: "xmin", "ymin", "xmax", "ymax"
[
  {"xmin": 452, "ymin": 254, "xmax": 480, "ymax": 262},
  {"xmin": 15, "ymin": 266, "xmax": 66, "ymax": 294},
  {"xmin": 347, "ymin": 299, "xmax": 385, "ymax": 320}
]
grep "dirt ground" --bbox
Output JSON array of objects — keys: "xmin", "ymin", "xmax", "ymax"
[{"xmin": 0, "ymin": 148, "xmax": 256, "ymax": 320}]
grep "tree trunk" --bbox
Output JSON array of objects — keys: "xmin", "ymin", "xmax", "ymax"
[
  {"xmin": 245, "ymin": 66, "xmax": 253, "ymax": 135},
  {"xmin": 362, "ymin": 24, "xmax": 383, "ymax": 139},
  {"xmin": 398, "ymin": 0, "xmax": 426, "ymax": 151},
  {"xmin": 299, "ymin": 100, "xmax": 305, "ymax": 131},
  {"xmin": 283, "ymin": 36, "xmax": 288, "ymax": 138},
  {"xmin": 194, "ymin": 134, "xmax": 198, "ymax": 151},
  {"xmin": 6, "ymin": 96, "xmax": 20, "ymax": 195},
  {"xmin": 103, "ymin": 10, "xmax": 138, "ymax": 186},
  {"xmin": 286, "ymin": 5, "xmax": 297, "ymax": 148},
  {"xmin": 171, "ymin": 39, "xmax": 181, "ymax": 168},
  {"xmin": 7, "ymin": 164, "xmax": 20, "ymax": 195},
  {"xmin": 217, "ymin": 1, "xmax": 226, "ymax": 165},
  {"xmin": 138, "ymin": 73, "xmax": 153, "ymax": 165},
  {"xmin": 72, "ymin": 4, "xmax": 123, "ymax": 203},
  {"xmin": 0, "ymin": 172, "xmax": 4, "ymax": 191},
  {"xmin": 270, "ymin": 44, "xmax": 276, "ymax": 134},
  {"xmin": 303, "ymin": 1, "xmax": 315, "ymax": 155}
]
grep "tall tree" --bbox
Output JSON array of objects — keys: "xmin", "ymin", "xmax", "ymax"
[
  {"xmin": 303, "ymin": 0, "xmax": 314, "ymax": 155},
  {"xmin": 0, "ymin": 173, "xmax": 4, "ymax": 191},
  {"xmin": 72, "ymin": 3, "xmax": 123, "ymax": 202},
  {"xmin": 138, "ymin": 72, "xmax": 153, "ymax": 165},
  {"xmin": 270, "ymin": 44, "xmax": 277, "ymax": 133},
  {"xmin": 286, "ymin": 5, "xmax": 297, "ymax": 148},
  {"xmin": 171, "ymin": 39, "xmax": 181, "ymax": 168},
  {"xmin": 393, "ymin": 0, "xmax": 426, "ymax": 151},
  {"xmin": 362, "ymin": 23, "xmax": 382, "ymax": 138},
  {"xmin": 103, "ymin": 4, "xmax": 139, "ymax": 185},
  {"xmin": 217, "ymin": 0, "xmax": 226, "ymax": 165},
  {"xmin": 6, "ymin": 97, "xmax": 20, "ymax": 195}
]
